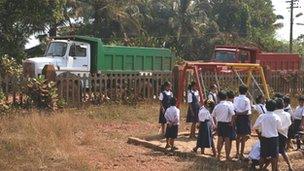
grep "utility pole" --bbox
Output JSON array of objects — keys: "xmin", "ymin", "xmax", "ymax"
[{"xmin": 287, "ymin": 0, "xmax": 300, "ymax": 53}]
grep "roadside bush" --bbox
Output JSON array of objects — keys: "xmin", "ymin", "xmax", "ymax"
[
  {"xmin": 24, "ymin": 77, "xmax": 59, "ymax": 111},
  {"xmin": 0, "ymin": 90, "xmax": 9, "ymax": 113},
  {"xmin": 0, "ymin": 55, "xmax": 22, "ymax": 78}
]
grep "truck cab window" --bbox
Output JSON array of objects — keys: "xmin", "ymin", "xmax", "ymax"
[
  {"xmin": 45, "ymin": 42, "xmax": 67, "ymax": 57},
  {"xmin": 69, "ymin": 45, "xmax": 87, "ymax": 57},
  {"xmin": 239, "ymin": 51, "xmax": 249, "ymax": 63},
  {"xmin": 215, "ymin": 51, "xmax": 236, "ymax": 62}
]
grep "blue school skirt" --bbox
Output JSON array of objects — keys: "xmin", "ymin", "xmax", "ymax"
[
  {"xmin": 165, "ymin": 125, "xmax": 179, "ymax": 139},
  {"xmin": 159, "ymin": 108, "xmax": 167, "ymax": 124},
  {"xmin": 260, "ymin": 136, "xmax": 279, "ymax": 158},
  {"xmin": 186, "ymin": 103, "xmax": 200, "ymax": 123},
  {"xmin": 196, "ymin": 120, "xmax": 213, "ymax": 148},
  {"xmin": 235, "ymin": 115, "xmax": 251, "ymax": 135},
  {"xmin": 217, "ymin": 122, "xmax": 235, "ymax": 140}
]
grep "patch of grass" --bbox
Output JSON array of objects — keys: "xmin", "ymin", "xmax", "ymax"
[
  {"xmin": 0, "ymin": 101, "xmax": 166, "ymax": 170},
  {"xmin": 0, "ymin": 111, "xmax": 95, "ymax": 170}
]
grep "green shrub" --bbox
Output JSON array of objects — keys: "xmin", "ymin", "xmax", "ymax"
[
  {"xmin": 0, "ymin": 55, "xmax": 22, "ymax": 78},
  {"xmin": 24, "ymin": 76, "xmax": 59, "ymax": 111},
  {"xmin": 0, "ymin": 90, "xmax": 9, "ymax": 113}
]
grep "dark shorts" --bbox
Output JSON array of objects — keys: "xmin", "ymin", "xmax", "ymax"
[
  {"xmin": 260, "ymin": 136, "xmax": 279, "ymax": 158},
  {"xmin": 288, "ymin": 123, "xmax": 295, "ymax": 139},
  {"xmin": 165, "ymin": 125, "xmax": 178, "ymax": 139},
  {"xmin": 235, "ymin": 115, "xmax": 251, "ymax": 135},
  {"xmin": 294, "ymin": 119, "xmax": 302, "ymax": 135},
  {"xmin": 217, "ymin": 122, "xmax": 234, "ymax": 139},
  {"xmin": 278, "ymin": 133, "xmax": 287, "ymax": 154}
]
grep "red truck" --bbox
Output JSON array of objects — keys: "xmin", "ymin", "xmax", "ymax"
[{"xmin": 213, "ymin": 45, "xmax": 301, "ymax": 71}]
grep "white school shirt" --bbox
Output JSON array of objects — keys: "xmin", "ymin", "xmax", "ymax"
[
  {"xmin": 159, "ymin": 90, "xmax": 173, "ymax": 101},
  {"xmin": 234, "ymin": 95, "xmax": 252, "ymax": 115},
  {"xmin": 212, "ymin": 101, "xmax": 235, "ymax": 123},
  {"xmin": 198, "ymin": 106, "xmax": 214, "ymax": 125},
  {"xmin": 187, "ymin": 90, "xmax": 200, "ymax": 103},
  {"xmin": 253, "ymin": 112, "xmax": 282, "ymax": 138},
  {"xmin": 253, "ymin": 103, "xmax": 266, "ymax": 115},
  {"xmin": 284, "ymin": 105, "xmax": 293, "ymax": 119},
  {"xmin": 226, "ymin": 100, "xmax": 235, "ymax": 111},
  {"xmin": 208, "ymin": 92, "xmax": 218, "ymax": 104},
  {"xmin": 164, "ymin": 106, "xmax": 180, "ymax": 125},
  {"xmin": 249, "ymin": 141, "xmax": 261, "ymax": 160},
  {"xmin": 274, "ymin": 109, "xmax": 292, "ymax": 138},
  {"xmin": 293, "ymin": 106, "xmax": 304, "ymax": 120}
]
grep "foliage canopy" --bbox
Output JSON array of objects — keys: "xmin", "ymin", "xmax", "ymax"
[{"xmin": 0, "ymin": 0, "xmax": 302, "ymax": 60}]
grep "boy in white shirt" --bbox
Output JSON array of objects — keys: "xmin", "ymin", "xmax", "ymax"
[
  {"xmin": 227, "ymin": 90, "xmax": 236, "ymax": 141},
  {"xmin": 212, "ymin": 91, "xmax": 235, "ymax": 160},
  {"xmin": 274, "ymin": 98, "xmax": 293, "ymax": 170},
  {"xmin": 234, "ymin": 85, "xmax": 251, "ymax": 159},
  {"xmin": 253, "ymin": 100, "xmax": 282, "ymax": 171},
  {"xmin": 164, "ymin": 98, "xmax": 180, "ymax": 151}
]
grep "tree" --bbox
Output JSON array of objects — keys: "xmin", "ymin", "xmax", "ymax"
[{"xmin": 0, "ymin": 0, "xmax": 67, "ymax": 60}]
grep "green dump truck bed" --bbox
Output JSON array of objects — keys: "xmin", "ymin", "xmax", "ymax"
[{"xmin": 57, "ymin": 36, "xmax": 174, "ymax": 73}]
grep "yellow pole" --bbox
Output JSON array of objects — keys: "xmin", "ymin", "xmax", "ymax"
[
  {"xmin": 246, "ymin": 69, "xmax": 253, "ymax": 88},
  {"xmin": 258, "ymin": 66, "xmax": 270, "ymax": 99}
]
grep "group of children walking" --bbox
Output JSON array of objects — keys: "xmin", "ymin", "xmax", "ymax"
[{"xmin": 158, "ymin": 81, "xmax": 304, "ymax": 170}]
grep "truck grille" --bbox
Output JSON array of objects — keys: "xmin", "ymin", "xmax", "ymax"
[{"xmin": 23, "ymin": 61, "xmax": 35, "ymax": 77}]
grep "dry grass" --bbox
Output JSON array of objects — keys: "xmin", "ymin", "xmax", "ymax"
[
  {"xmin": 0, "ymin": 110, "xmax": 95, "ymax": 170},
  {"xmin": 0, "ymin": 101, "xmax": 302, "ymax": 170},
  {"xmin": 0, "ymin": 101, "xmax": 178, "ymax": 170}
]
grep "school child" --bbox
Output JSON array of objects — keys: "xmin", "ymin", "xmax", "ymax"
[
  {"xmin": 192, "ymin": 100, "xmax": 216, "ymax": 156},
  {"xmin": 293, "ymin": 95, "xmax": 304, "ymax": 150},
  {"xmin": 186, "ymin": 81, "xmax": 201, "ymax": 138},
  {"xmin": 164, "ymin": 98, "xmax": 180, "ymax": 151},
  {"xmin": 283, "ymin": 96, "xmax": 293, "ymax": 115},
  {"xmin": 226, "ymin": 90, "xmax": 237, "ymax": 141},
  {"xmin": 208, "ymin": 84, "xmax": 218, "ymax": 104},
  {"xmin": 212, "ymin": 91, "xmax": 235, "ymax": 160},
  {"xmin": 226, "ymin": 90, "xmax": 235, "ymax": 110},
  {"xmin": 253, "ymin": 95, "xmax": 266, "ymax": 115},
  {"xmin": 284, "ymin": 95, "xmax": 295, "ymax": 150},
  {"xmin": 248, "ymin": 141, "xmax": 270, "ymax": 170},
  {"xmin": 234, "ymin": 85, "xmax": 252, "ymax": 160},
  {"xmin": 158, "ymin": 81, "xmax": 173, "ymax": 135},
  {"xmin": 274, "ymin": 98, "xmax": 293, "ymax": 170},
  {"xmin": 253, "ymin": 100, "xmax": 282, "ymax": 171}
]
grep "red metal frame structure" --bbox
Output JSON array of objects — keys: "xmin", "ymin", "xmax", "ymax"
[
  {"xmin": 174, "ymin": 62, "xmax": 270, "ymax": 107},
  {"xmin": 213, "ymin": 45, "xmax": 301, "ymax": 71}
]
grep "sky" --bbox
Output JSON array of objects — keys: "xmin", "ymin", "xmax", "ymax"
[
  {"xmin": 25, "ymin": 0, "xmax": 304, "ymax": 49},
  {"xmin": 273, "ymin": 0, "xmax": 304, "ymax": 41}
]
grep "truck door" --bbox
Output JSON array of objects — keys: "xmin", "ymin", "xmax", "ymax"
[{"xmin": 68, "ymin": 43, "xmax": 90, "ymax": 71}]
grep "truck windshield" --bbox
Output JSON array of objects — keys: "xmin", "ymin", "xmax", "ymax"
[
  {"xmin": 45, "ymin": 42, "xmax": 68, "ymax": 57},
  {"xmin": 215, "ymin": 51, "xmax": 236, "ymax": 62}
]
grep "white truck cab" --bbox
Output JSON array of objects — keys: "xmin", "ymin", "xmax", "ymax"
[{"xmin": 23, "ymin": 40, "xmax": 91, "ymax": 77}]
